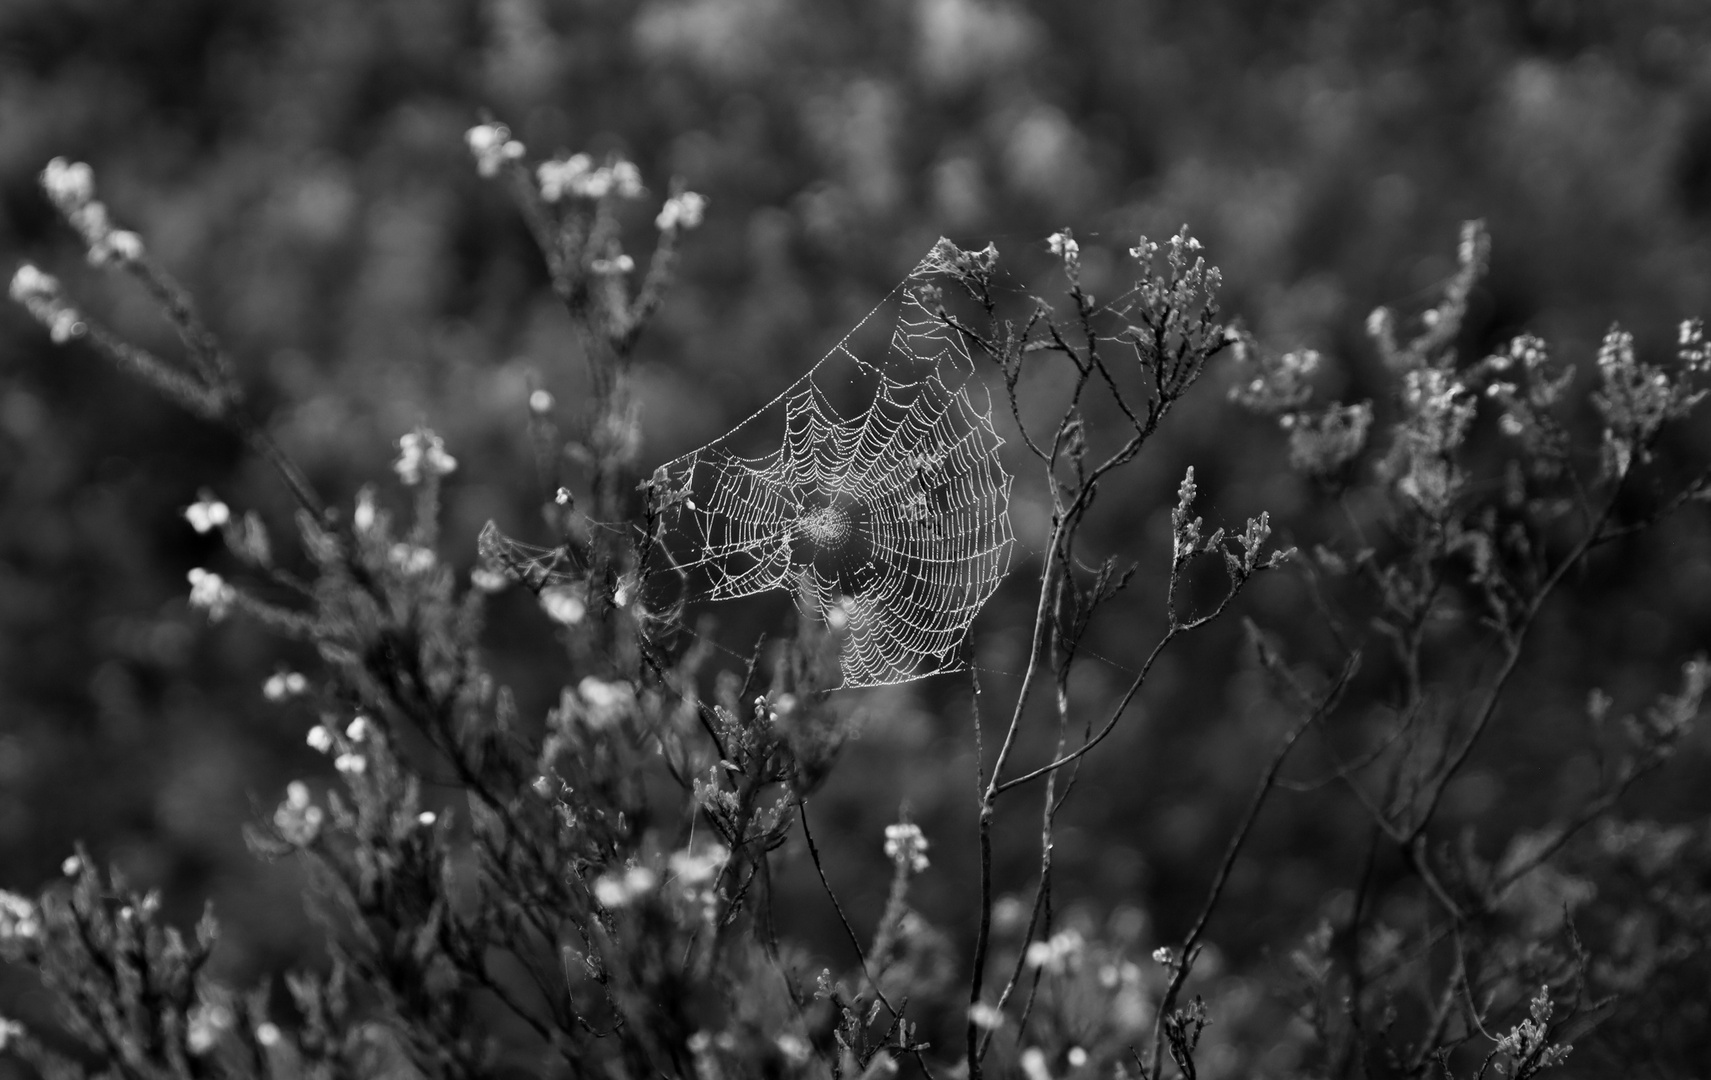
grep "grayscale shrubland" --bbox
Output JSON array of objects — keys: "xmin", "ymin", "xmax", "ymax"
[{"xmin": 5, "ymin": 116, "xmax": 1711, "ymax": 1080}]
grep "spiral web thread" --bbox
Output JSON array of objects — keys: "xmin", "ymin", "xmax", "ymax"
[{"xmin": 651, "ymin": 245, "xmax": 1015, "ymax": 688}]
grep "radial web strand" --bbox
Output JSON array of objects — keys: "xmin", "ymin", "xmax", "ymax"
[{"xmin": 650, "ymin": 244, "xmax": 1015, "ymax": 688}]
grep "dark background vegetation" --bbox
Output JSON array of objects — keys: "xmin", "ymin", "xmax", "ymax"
[{"xmin": 4, "ymin": 0, "xmax": 1711, "ymax": 1055}]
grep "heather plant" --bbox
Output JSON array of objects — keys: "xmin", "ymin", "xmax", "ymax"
[{"xmin": 4, "ymin": 118, "xmax": 1711, "ymax": 1080}]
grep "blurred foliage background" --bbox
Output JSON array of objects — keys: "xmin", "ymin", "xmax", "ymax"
[{"xmin": 5, "ymin": 0, "xmax": 1711, "ymax": 1048}]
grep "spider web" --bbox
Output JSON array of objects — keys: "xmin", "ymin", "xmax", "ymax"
[{"xmin": 649, "ymin": 244, "xmax": 1015, "ymax": 688}]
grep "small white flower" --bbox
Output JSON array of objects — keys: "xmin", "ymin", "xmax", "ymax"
[
  {"xmin": 306, "ymin": 725, "xmax": 333, "ymax": 753},
  {"xmin": 528, "ymin": 388, "xmax": 554, "ymax": 414},
  {"xmin": 9, "ymin": 264, "xmax": 58, "ymax": 304},
  {"xmin": 184, "ymin": 492, "xmax": 230, "ymax": 534},
  {"xmin": 537, "ymin": 153, "xmax": 593, "ymax": 201},
  {"xmin": 967, "ymin": 1002, "xmax": 1004, "ymax": 1031},
  {"xmin": 186, "ymin": 568, "xmax": 235, "ymax": 621},
  {"xmin": 466, "ymin": 124, "xmax": 503, "ymax": 154},
  {"xmin": 470, "ymin": 566, "xmax": 509, "ymax": 593},
  {"xmin": 466, "ymin": 123, "xmax": 524, "ymax": 177},
  {"xmin": 255, "ymin": 1022, "xmax": 281, "ymax": 1048},
  {"xmin": 1025, "ymin": 929, "xmax": 1086, "ymax": 974},
  {"xmin": 89, "ymin": 229, "xmax": 143, "ymax": 267},
  {"xmin": 541, "ymin": 585, "xmax": 586, "ymax": 626},
  {"xmin": 775, "ymin": 1033, "xmax": 811, "ymax": 1065},
  {"xmin": 1046, "ymin": 231, "xmax": 1079, "ymax": 260},
  {"xmin": 345, "ymin": 716, "xmax": 372, "ymax": 742},
  {"xmin": 61, "ymin": 855, "xmax": 81, "ymax": 876},
  {"xmin": 417, "ymin": 810, "xmax": 437, "ymax": 827},
  {"xmin": 594, "ymin": 865, "xmax": 658, "ymax": 908},
  {"xmin": 334, "ymin": 752, "xmax": 366, "ymax": 776},
  {"xmin": 1152, "ymin": 946, "xmax": 1173, "ymax": 964},
  {"xmin": 578, "ymin": 676, "xmax": 634, "ymax": 726},
  {"xmin": 668, "ymin": 844, "xmax": 730, "ymax": 888},
  {"xmin": 394, "ymin": 429, "xmax": 457, "ymax": 486},
  {"xmin": 274, "ymin": 782, "xmax": 323, "ymax": 845},
  {"xmin": 826, "ymin": 596, "xmax": 853, "ymax": 632},
  {"xmin": 579, "ymin": 168, "xmax": 614, "ymax": 199},
  {"xmin": 353, "ymin": 487, "xmax": 377, "ymax": 533},
  {"xmin": 655, "ymin": 191, "xmax": 707, "ymax": 232},
  {"xmin": 68, "ymin": 200, "xmax": 110, "ymax": 242},
  {"xmin": 48, "ymin": 307, "xmax": 82, "ymax": 343},
  {"xmin": 41, "ymin": 157, "xmax": 95, "ymax": 208},
  {"xmin": 186, "ymin": 1002, "xmax": 233, "ymax": 1056},
  {"xmin": 1366, "ymin": 307, "xmax": 1391, "ymax": 339},
  {"xmin": 389, "ymin": 543, "xmax": 437, "ymax": 575},
  {"xmin": 589, "ymin": 253, "xmax": 635, "ymax": 275},
  {"xmin": 0, "ymin": 891, "xmax": 40, "ymax": 942},
  {"xmin": 263, "ymin": 671, "xmax": 308, "ymax": 702},
  {"xmin": 609, "ymin": 160, "xmax": 644, "ymax": 199},
  {"xmin": 883, "ymin": 822, "xmax": 930, "ymax": 872}
]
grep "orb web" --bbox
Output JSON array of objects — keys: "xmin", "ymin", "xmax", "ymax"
[{"xmin": 651, "ymin": 244, "xmax": 1015, "ymax": 688}]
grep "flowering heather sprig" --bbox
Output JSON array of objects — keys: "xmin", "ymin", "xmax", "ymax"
[
  {"xmin": 465, "ymin": 122, "xmax": 525, "ymax": 177},
  {"xmin": 1024, "ymin": 928, "xmax": 1085, "ymax": 975},
  {"xmin": 185, "ymin": 1000, "xmax": 233, "ymax": 1056},
  {"xmin": 578, "ymin": 676, "xmax": 635, "ymax": 727},
  {"xmin": 9, "ymin": 264, "xmax": 84, "ymax": 343},
  {"xmin": 589, "ymin": 253, "xmax": 635, "ymax": 275},
  {"xmin": 1385, "ymin": 366, "xmax": 1477, "ymax": 516},
  {"xmin": 655, "ymin": 190, "xmax": 707, "ymax": 232},
  {"xmin": 1492, "ymin": 985, "xmax": 1572, "ymax": 1074},
  {"xmin": 537, "ymin": 153, "xmax": 645, "ymax": 202},
  {"xmin": 183, "ymin": 490, "xmax": 230, "ymax": 534},
  {"xmin": 593, "ymin": 865, "xmax": 658, "ymax": 909},
  {"xmin": 388, "ymin": 543, "xmax": 437, "ymax": 575},
  {"xmin": 40, "ymin": 157, "xmax": 145, "ymax": 268},
  {"xmin": 1591, "ymin": 323, "xmax": 1707, "ymax": 476},
  {"xmin": 884, "ymin": 821, "xmax": 930, "ymax": 873},
  {"xmin": 1368, "ymin": 219, "xmax": 1490, "ymax": 372},
  {"xmin": 393, "ymin": 428, "xmax": 457, "ymax": 485},
  {"xmin": 262, "ymin": 670, "xmax": 307, "ymax": 701},
  {"xmin": 1229, "ymin": 346, "xmax": 1320, "ymax": 415},
  {"xmin": 186, "ymin": 568, "xmax": 235, "ymax": 621},
  {"xmin": 0, "ymin": 891, "xmax": 39, "ymax": 945}
]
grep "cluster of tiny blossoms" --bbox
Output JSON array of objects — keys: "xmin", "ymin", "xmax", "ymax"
[
  {"xmin": 591, "ymin": 844, "xmax": 729, "ymax": 914},
  {"xmin": 263, "ymin": 670, "xmax": 308, "ymax": 701},
  {"xmin": 183, "ymin": 490, "xmax": 230, "ymax": 534},
  {"xmin": 1024, "ymin": 928, "xmax": 1086, "ymax": 975},
  {"xmin": 186, "ymin": 567, "xmax": 235, "ymax": 621},
  {"xmin": 273, "ymin": 781, "xmax": 324, "ymax": 846},
  {"xmin": 883, "ymin": 821, "xmax": 930, "ymax": 873},
  {"xmin": 40, "ymin": 157, "xmax": 143, "ymax": 268},
  {"xmin": 537, "ymin": 153, "xmax": 642, "ymax": 203},
  {"xmin": 8, "ymin": 264, "xmax": 82, "ymax": 344},
  {"xmin": 393, "ymin": 429, "xmax": 458, "ymax": 486},
  {"xmin": 464, "ymin": 122, "xmax": 706, "ymax": 234},
  {"xmin": 464, "ymin": 122, "xmax": 524, "ymax": 177},
  {"xmin": 0, "ymin": 890, "xmax": 39, "ymax": 944},
  {"xmin": 306, "ymin": 715, "xmax": 375, "ymax": 777}
]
